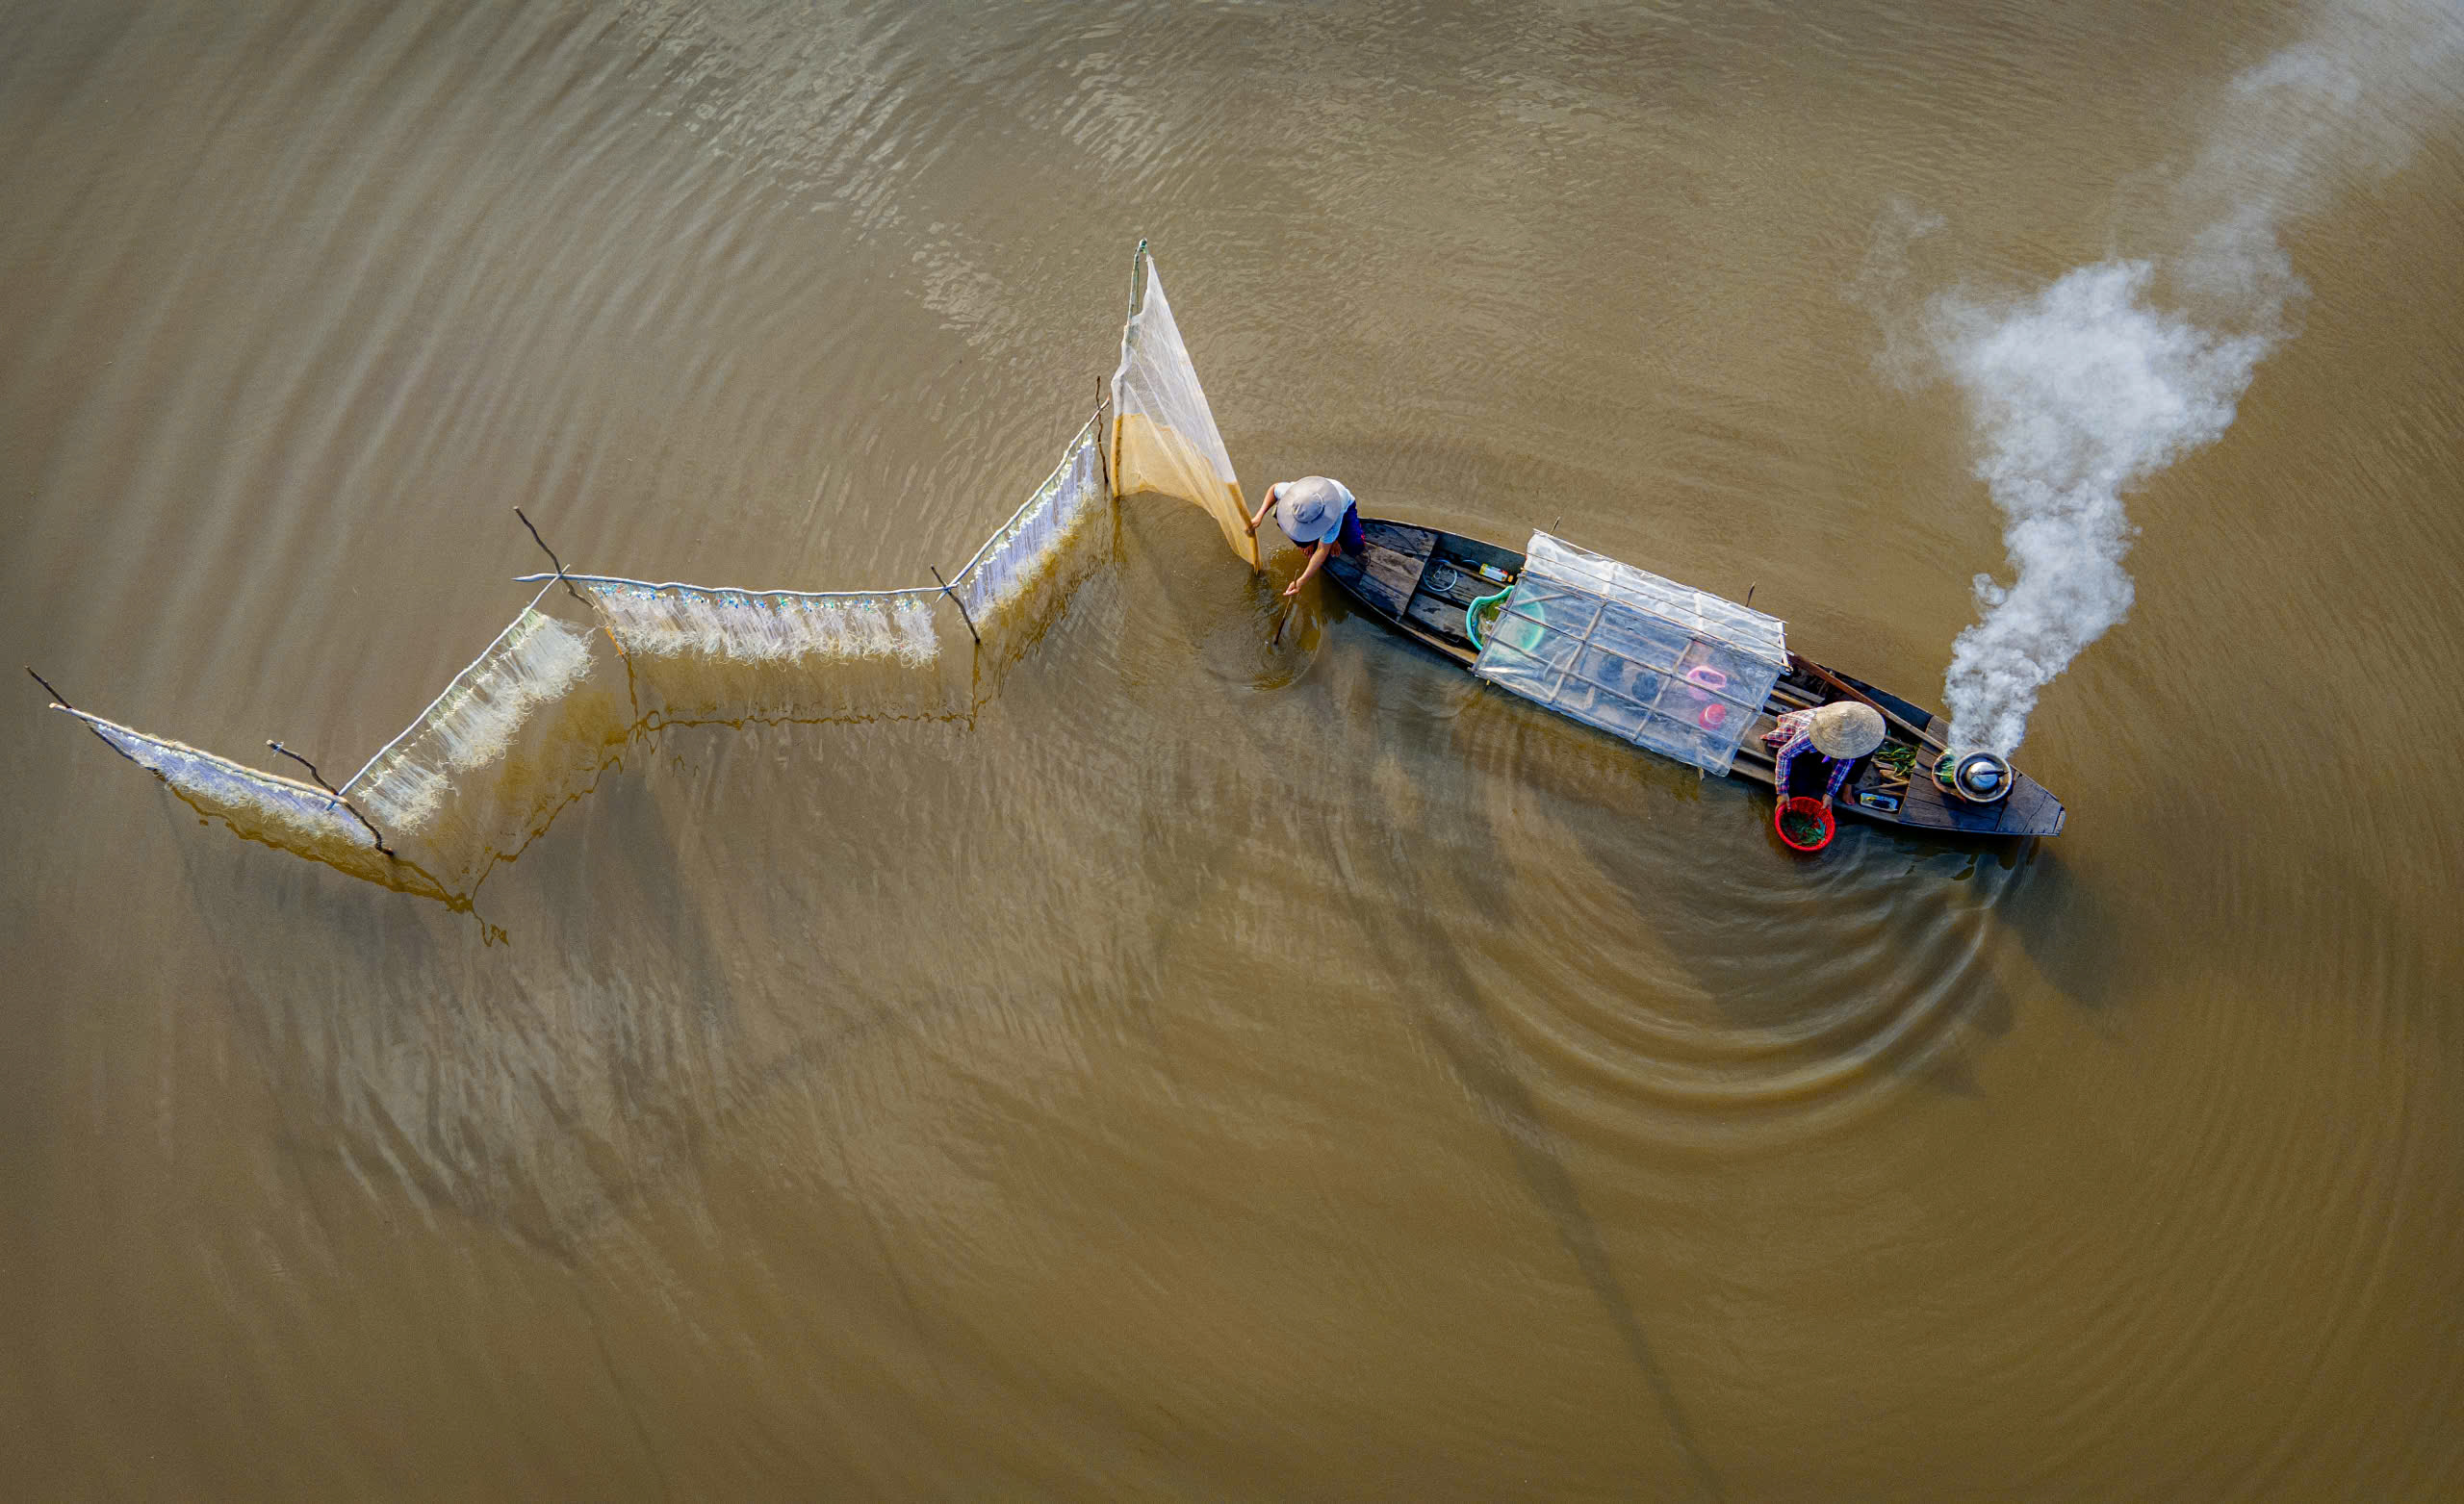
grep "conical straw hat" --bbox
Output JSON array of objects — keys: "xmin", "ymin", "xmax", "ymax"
[{"xmin": 1809, "ymin": 701, "xmax": 1886, "ymax": 758}]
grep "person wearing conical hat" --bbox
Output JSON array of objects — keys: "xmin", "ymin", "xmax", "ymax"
[
  {"xmin": 1245, "ymin": 475, "xmax": 1363, "ymax": 599},
  {"xmin": 1765, "ymin": 701, "xmax": 1886, "ymax": 810}
]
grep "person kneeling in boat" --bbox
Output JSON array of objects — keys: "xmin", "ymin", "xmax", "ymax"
[
  {"xmin": 1767, "ymin": 701, "xmax": 1886, "ymax": 808},
  {"xmin": 1245, "ymin": 475, "xmax": 1363, "ymax": 599}
]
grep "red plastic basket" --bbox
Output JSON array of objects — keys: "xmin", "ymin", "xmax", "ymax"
[{"xmin": 1774, "ymin": 795, "xmax": 1835, "ymax": 853}]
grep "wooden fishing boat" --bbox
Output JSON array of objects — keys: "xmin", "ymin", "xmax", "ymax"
[{"xmin": 1323, "ymin": 518, "xmax": 2066, "ymax": 839}]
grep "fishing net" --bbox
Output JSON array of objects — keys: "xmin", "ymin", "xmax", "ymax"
[
  {"xmin": 583, "ymin": 586, "xmax": 938, "ymax": 665},
  {"xmin": 345, "ymin": 597, "xmax": 629, "ymax": 894},
  {"xmin": 58, "ymin": 708, "xmax": 451, "ymax": 901},
  {"xmin": 49, "ymin": 242, "xmax": 1234, "ymax": 906},
  {"xmin": 349, "ymin": 600, "xmax": 598, "ymax": 832},
  {"xmin": 952, "ymin": 413, "xmax": 1113, "ymax": 648},
  {"xmin": 1111, "ymin": 244, "xmax": 1260, "ymax": 571},
  {"xmin": 1473, "ymin": 533, "xmax": 1788, "ymax": 777},
  {"xmin": 50, "ymin": 599, "xmax": 619, "ymax": 903},
  {"xmin": 575, "ymin": 583, "xmax": 945, "ymax": 725},
  {"xmin": 563, "ymin": 415, "xmax": 1113, "ymax": 721}
]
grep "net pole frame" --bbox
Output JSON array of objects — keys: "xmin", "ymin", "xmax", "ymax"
[
  {"xmin": 514, "ymin": 507, "xmax": 591, "ymax": 609},
  {"xmin": 25, "ymin": 668, "xmax": 122, "ymax": 758},
  {"xmin": 1110, "ymin": 239, "xmax": 1149, "ymax": 488},
  {"xmin": 1093, "ymin": 376, "xmax": 1112, "ymax": 497}
]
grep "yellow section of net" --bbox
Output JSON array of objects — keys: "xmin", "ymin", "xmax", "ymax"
[{"xmin": 1113, "ymin": 412, "xmax": 1261, "ymax": 572}]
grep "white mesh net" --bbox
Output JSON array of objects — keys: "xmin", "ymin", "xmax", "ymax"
[
  {"xmin": 577, "ymin": 582, "xmax": 946, "ymax": 726},
  {"xmin": 954, "ymin": 415, "xmax": 1111, "ymax": 624},
  {"xmin": 342, "ymin": 599, "xmax": 629, "ymax": 894},
  {"xmin": 583, "ymin": 587, "xmax": 938, "ymax": 666},
  {"xmin": 348, "ymin": 603, "xmax": 602, "ymax": 833},
  {"xmin": 1111, "ymin": 246, "xmax": 1260, "ymax": 571},
  {"xmin": 52, "ymin": 242, "xmax": 1217, "ymax": 905},
  {"xmin": 567, "ymin": 417, "xmax": 1114, "ymax": 722},
  {"xmin": 63, "ymin": 709, "xmax": 449, "ymax": 901}
]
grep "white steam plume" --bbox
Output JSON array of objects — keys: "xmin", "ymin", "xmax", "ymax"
[{"xmin": 1880, "ymin": 0, "xmax": 2464, "ymax": 755}]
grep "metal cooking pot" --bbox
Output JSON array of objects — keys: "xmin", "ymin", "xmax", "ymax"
[{"xmin": 1934, "ymin": 751, "xmax": 2014, "ymax": 804}]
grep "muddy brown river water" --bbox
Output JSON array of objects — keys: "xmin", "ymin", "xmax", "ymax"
[{"xmin": 5, "ymin": 1, "xmax": 2462, "ymax": 1497}]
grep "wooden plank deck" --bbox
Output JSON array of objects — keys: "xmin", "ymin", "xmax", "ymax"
[
  {"xmin": 1402, "ymin": 591, "xmax": 1469, "ymax": 641},
  {"xmin": 1335, "ymin": 521, "xmax": 1435, "ymax": 620}
]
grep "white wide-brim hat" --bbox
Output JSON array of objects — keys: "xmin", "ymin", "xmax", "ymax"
[
  {"xmin": 1273, "ymin": 476, "xmax": 1350, "ymax": 545},
  {"xmin": 1809, "ymin": 701, "xmax": 1886, "ymax": 758}
]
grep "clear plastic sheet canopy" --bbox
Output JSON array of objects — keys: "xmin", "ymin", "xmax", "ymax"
[{"xmin": 1472, "ymin": 533, "xmax": 1787, "ymax": 776}]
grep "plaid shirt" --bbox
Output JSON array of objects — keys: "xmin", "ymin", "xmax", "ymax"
[{"xmin": 1768, "ymin": 708, "xmax": 1856, "ymax": 802}]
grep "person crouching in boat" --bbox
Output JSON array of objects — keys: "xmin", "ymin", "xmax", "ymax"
[
  {"xmin": 1766, "ymin": 701, "xmax": 1886, "ymax": 809},
  {"xmin": 1245, "ymin": 475, "xmax": 1363, "ymax": 599}
]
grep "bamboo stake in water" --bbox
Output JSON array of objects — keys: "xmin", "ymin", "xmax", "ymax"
[
  {"xmin": 929, "ymin": 566, "xmax": 980, "ymax": 646},
  {"xmin": 514, "ymin": 507, "xmax": 591, "ymax": 609},
  {"xmin": 267, "ymin": 740, "xmax": 398, "ymax": 857},
  {"xmin": 25, "ymin": 665, "xmax": 73, "ymax": 709},
  {"xmin": 28, "ymin": 666, "xmax": 125, "ymax": 757}
]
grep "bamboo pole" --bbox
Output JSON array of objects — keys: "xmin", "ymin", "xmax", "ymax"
[
  {"xmin": 26, "ymin": 666, "xmax": 122, "ymax": 756},
  {"xmin": 515, "ymin": 507, "xmax": 591, "ymax": 608},
  {"xmin": 267, "ymin": 740, "xmax": 398, "ymax": 857},
  {"xmin": 929, "ymin": 566, "xmax": 980, "ymax": 646}
]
